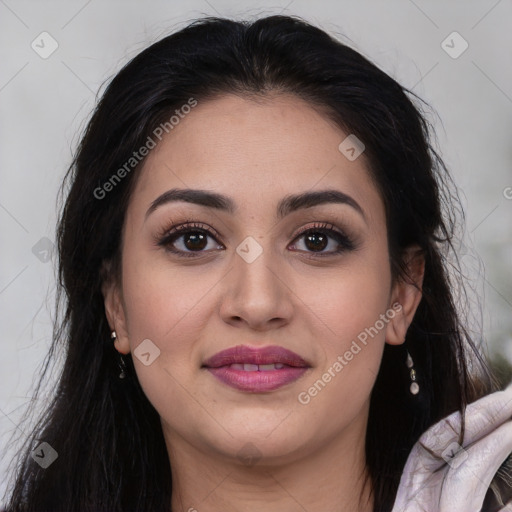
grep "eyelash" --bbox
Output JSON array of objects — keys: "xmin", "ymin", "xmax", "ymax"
[{"xmin": 155, "ymin": 220, "xmax": 356, "ymax": 259}]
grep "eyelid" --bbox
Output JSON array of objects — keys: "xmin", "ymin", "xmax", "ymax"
[
  {"xmin": 292, "ymin": 221, "xmax": 342, "ymax": 239},
  {"xmin": 156, "ymin": 219, "xmax": 223, "ymax": 243}
]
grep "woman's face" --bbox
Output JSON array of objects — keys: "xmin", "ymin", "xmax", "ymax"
[{"xmin": 104, "ymin": 93, "xmax": 422, "ymax": 467}]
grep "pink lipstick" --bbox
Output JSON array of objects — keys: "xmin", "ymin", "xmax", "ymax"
[{"xmin": 202, "ymin": 345, "xmax": 310, "ymax": 392}]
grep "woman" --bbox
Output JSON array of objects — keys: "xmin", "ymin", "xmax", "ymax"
[{"xmin": 3, "ymin": 14, "xmax": 512, "ymax": 512}]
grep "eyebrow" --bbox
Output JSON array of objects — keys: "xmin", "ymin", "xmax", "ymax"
[{"xmin": 145, "ymin": 187, "xmax": 366, "ymax": 222}]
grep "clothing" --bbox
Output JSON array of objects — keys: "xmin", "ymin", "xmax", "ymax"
[{"xmin": 392, "ymin": 382, "xmax": 512, "ymax": 511}]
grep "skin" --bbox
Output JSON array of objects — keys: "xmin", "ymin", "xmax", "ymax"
[{"xmin": 103, "ymin": 93, "xmax": 424, "ymax": 512}]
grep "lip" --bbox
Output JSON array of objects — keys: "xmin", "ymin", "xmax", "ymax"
[
  {"xmin": 203, "ymin": 345, "xmax": 310, "ymax": 368},
  {"xmin": 202, "ymin": 345, "xmax": 310, "ymax": 392}
]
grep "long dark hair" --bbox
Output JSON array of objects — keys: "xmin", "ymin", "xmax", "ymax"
[{"xmin": 3, "ymin": 14, "xmax": 510, "ymax": 512}]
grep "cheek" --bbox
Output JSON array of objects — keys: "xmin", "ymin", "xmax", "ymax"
[
  {"xmin": 121, "ymin": 283, "xmax": 214, "ymax": 434},
  {"xmin": 119, "ymin": 247, "xmax": 217, "ymax": 404},
  {"xmin": 331, "ymin": 269, "xmax": 390, "ymax": 345},
  {"xmin": 294, "ymin": 292, "xmax": 389, "ymax": 440},
  {"xmin": 293, "ymin": 249, "xmax": 391, "ymax": 414},
  {"xmin": 297, "ymin": 251, "xmax": 391, "ymax": 355},
  {"xmin": 121, "ymin": 242, "xmax": 220, "ymax": 345}
]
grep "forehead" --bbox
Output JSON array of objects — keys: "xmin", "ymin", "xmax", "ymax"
[{"xmin": 129, "ymin": 93, "xmax": 383, "ymax": 224}]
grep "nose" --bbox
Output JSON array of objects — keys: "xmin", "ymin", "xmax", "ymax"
[{"xmin": 219, "ymin": 238, "xmax": 294, "ymax": 332}]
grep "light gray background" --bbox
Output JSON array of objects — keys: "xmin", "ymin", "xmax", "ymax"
[{"xmin": 1, "ymin": 0, "xmax": 511, "ymax": 505}]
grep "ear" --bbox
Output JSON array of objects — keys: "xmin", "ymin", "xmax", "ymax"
[
  {"xmin": 101, "ymin": 260, "xmax": 131, "ymax": 355},
  {"xmin": 385, "ymin": 245, "xmax": 425, "ymax": 346}
]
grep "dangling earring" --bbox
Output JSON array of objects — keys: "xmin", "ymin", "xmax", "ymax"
[
  {"xmin": 118, "ymin": 355, "xmax": 127, "ymax": 379},
  {"xmin": 406, "ymin": 350, "xmax": 419, "ymax": 395},
  {"xmin": 111, "ymin": 330, "xmax": 127, "ymax": 379}
]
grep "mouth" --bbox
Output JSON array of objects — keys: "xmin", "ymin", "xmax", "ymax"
[
  {"xmin": 202, "ymin": 344, "xmax": 310, "ymax": 368},
  {"xmin": 218, "ymin": 362, "xmax": 288, "ymax": 371},
  {"xmin": 202, "ymin": 345, "xmax": 311, "ymax": 392}
]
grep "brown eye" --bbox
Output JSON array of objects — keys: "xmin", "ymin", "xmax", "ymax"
[
  {"xmin": 181, "ymin": 231, "xmax": 208, "ymax": 251},
  {"xmin": 157, "ymin": 222, "xmax": 224, "ymax": 257},
  {"xmin": 303, "ymin": 232, "xmax": 329, "ymax": 252},
  {"xmin": 289, "ymin": 222, "xmax": 356, "ymax": 256}
]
